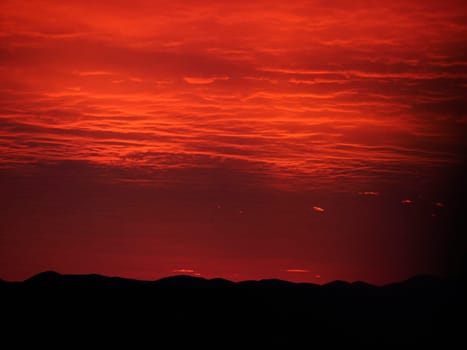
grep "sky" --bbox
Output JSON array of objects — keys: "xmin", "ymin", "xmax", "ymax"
[{"xmin": 0, "ymin": 0, "xmax": 466, "ymax": 284}]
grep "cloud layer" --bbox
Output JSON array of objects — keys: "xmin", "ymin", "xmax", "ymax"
[{"xmin": 1, "ymin": 0, "xmax": 465, "ymax": 191}]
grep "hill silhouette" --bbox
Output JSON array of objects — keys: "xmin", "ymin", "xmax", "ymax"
[
  {"xmin": 8, "ymin": 270, "xmax": 451, "ymax": 289},
  {"xmin": 1, "ymin": 272, "xmax": 464, "ymax": 347}
]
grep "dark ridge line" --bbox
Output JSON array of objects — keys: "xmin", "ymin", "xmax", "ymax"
[{"xmin": 0, "ymin": 270, "xmax": 451, "ymax": 288}]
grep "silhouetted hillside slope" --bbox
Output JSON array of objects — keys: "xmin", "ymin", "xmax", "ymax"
[{"xmin": 1, "ymin": 272, "xmax": 464, "ymax": 347}]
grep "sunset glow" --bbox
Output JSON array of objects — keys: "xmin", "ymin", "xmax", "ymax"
[{"xmin": 1, "ymin": 0, "xmax": 465, "ymax": 284}]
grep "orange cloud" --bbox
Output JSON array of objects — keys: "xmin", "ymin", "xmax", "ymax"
[
  {"xmin": 261, "ymin": 67, "xmax": 467, "ymax": 80},
  {"xmin": 183, "ymin": 76, "xmax": 229, "ymax": 84},
  {"xmin": 77, "ymin": 71, "xmax": 116, "ymax": 77},
  {"xmin": 0, "ymin": 0, "xmax": 465, "ymax": 193}
]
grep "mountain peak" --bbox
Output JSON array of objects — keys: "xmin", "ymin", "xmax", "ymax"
[{"xmin": 26, "ymin": 270, "xmax": 62, "ymax": 282}]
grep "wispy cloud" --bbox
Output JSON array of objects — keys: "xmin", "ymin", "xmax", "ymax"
[
  {"xmin": 183, "ymin": 76, "xmax": 229, "ymax": 84},
  {"xmin": 359, "ymin": 191, "xmax": 380, "ymax": 196},
  {"xmin": 0, "ymin": 0, "xmax": 465, "ymax": 192},
  {"xmin": 172, "ymin": 269, "xmax": 195, "ymax": 273},
  {"xmin": 312, "ymin": 206, "xmax": 325, "ymax": 213},
  {"xmin": 76, "ymin": 71, "xmax": 116, "ymax": 77}
]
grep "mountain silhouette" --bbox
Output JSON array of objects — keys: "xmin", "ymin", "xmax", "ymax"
[
  {"xmin": 1, "ymin": 272, "xmax": 464, "ymax": 347},
  {"xmin": 25, "ymin": 270, "xmax": 147, "ymax": 288}
]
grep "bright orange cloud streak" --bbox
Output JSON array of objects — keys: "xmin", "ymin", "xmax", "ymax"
[
  {"xmin": 173, "ymin": 269, "xmax": 195, "ymax": 274},
  {"xmin": 312, "ymin": 206, "xmax": 325, "ymax": 213},
  {"xmin": 183, "ymin": 76, "xmax": 229, "ymax": 84}
]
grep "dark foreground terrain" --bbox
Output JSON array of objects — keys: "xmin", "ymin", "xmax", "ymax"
[{"xmin": 1, "ymin": 272, "xmax": 465, "ymax": 347}]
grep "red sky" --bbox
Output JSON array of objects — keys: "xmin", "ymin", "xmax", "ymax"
[{"xmin": 1, "ymin": 0, "xmax": 466, "ymax": 284}]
